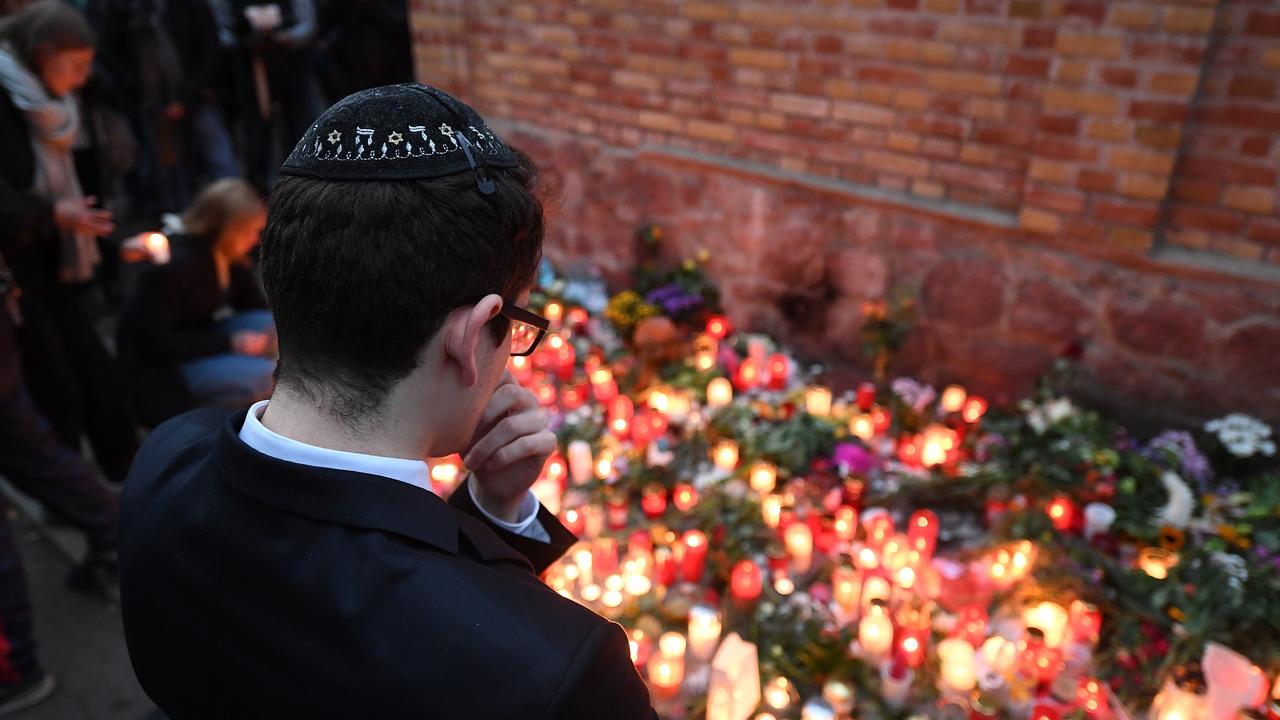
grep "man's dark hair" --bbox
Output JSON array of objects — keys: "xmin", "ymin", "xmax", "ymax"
[
  {"xmin": 0, "ymin": 0, "xmax": 95, "ymax": 69},
  {"xmin": 259, "ymin": 149, "xmax": 544, "ymax": 419}
]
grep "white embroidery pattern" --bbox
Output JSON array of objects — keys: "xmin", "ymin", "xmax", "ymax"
[{"xmin": 309, "ymin": 123, "xmax": 506, "ymax": 162}]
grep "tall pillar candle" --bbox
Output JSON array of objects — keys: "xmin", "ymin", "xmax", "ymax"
[
  {"xmin": 567, "ymin": 440, "xmax": 593, "ymax": 486},
  {"xmin": 688, "ymin": 604, "xmax": 723, "ymax": 662}
]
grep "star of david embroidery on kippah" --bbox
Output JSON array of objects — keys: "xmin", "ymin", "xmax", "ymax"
[
  {"xmin": 388, "ymin": 131, "xmax": 404, "ymax": 145},
  {"xmin": 327, "ymin": 130, "xmax": 341, "ymax": 145}
]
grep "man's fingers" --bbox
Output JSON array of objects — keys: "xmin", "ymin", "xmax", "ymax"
[
  {"xmin": 464, "ymin": 410, "xmax": 549, "ymax": 470},
  {"xmin": 477, "ymin": 382, "xmax": 538, "ymax": 430},
  {"xmin": 482, "ymin": 431, "xmax": 557, "ymax": 472}
]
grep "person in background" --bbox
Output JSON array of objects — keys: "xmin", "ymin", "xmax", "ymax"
[
  {"xmin": 93, "ymin": 0, "xmax": 239, "ymax": 217},
  {"xmin": 0, "ymin": 258, "xmax": 121, "ymax": 717},
  {"xmin": 0, "ymin": 0, "xmax": 139, "ymax": 484},
  {"xmin": 117, "ymin": 178, "xmax": 272, "ymax": 426},
  {"xmin": 209, "ymin": 0, "xmax": 320, "ymax": 194},
  {"xmin": 314, "ymin": 0, "xmax": 412, "ymax": 103}
]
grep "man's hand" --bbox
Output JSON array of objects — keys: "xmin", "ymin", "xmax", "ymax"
[
  {"xmin": 463, "ymin": 371, "xmax": 556, "ymax": 522},
  {"xmin": 54, "ymin": 197, "xmax": 114, "ymax": 237}
]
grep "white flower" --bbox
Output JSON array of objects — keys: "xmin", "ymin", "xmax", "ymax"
[
  {"xmin": 1154, "ymin": 471, "xmax": 1194, "ymax": 530},
  {"xmin": 1211, "ymin": 552, "xmax": 1248, "ymax": 594},
  {"xmin": 1206, "ymin": 414, "xmax": 1275, "ymax": 458},
  {"xmin": 1025, "ymin": 397, "xmax": 1078, "ymax": 435},
  {"xmin": 1027, "ymin": 409, "xmax": 1048, "ymax": 435}
]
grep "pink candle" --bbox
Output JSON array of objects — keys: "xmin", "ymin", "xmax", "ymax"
[
  {"xmin": 680, "ymin": 530, "xmax": 708, "ymax": 583},
  {"xmin": 863, "ymin": 513, "xmax": 895, "ymax": 554},
  {"xmin": 766, "ymin": 353, "xmax": 790, "ymax": 390},
  {"xmin": 730, "ymin": 559, "xmax": 763, "ymax": 604},
  {"xmin": 907, "ymin": 509, "xmax": 939, "ymax": 562},
  {"xmin": 594, "ymin": 538, "xmax": 619, "ymax": 577},
  {"xmin": 640, "ymin": 484, "xmax": 668, "ymax": 519},
  {"xmin": 673, "ymin": 484, "xmax": 698, "ymax": 512},
  {"xmin": 856, "ymin": 382, "xmax": 876, "ymax": 411}
]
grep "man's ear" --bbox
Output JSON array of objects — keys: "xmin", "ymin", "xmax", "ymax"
[{"xmin": 444, "ymin": 294, "xmax": 504, "ymax": 387}]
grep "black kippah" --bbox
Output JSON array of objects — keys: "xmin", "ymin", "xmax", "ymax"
[{"xmin": 279, "ymin": 83, "xmax": 519, "ymax": 192}]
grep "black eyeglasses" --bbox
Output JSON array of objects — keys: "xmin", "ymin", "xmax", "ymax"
[{"xmin": 501, "ymin": 304, "xmax": 550, "ymax": 356}]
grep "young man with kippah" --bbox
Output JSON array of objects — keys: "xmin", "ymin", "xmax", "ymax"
[{"xmin": 118, "ymin": 84, "xmax": 656, "ymax": 719}]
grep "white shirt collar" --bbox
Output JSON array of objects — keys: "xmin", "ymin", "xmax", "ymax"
[{"xmin": 238, "ymin": 400, "xmax": 434, "ymax": 494}]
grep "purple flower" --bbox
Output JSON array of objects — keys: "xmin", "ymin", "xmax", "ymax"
[
  {"xmin": 645, "ymin": 284, "xmax": 703, "ymax": 317},
  {"xmin": 833, "ymin": 442, "xmax": 877, "ymax": 476},
  {"xmin": 1146, "ymin": 431, "xmax": 1212, "ymax": 489}
]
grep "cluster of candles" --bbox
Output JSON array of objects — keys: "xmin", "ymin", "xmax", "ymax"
[{"xmin": 497, "ymin": 300, "xmax": 1280, "ymax": 719}]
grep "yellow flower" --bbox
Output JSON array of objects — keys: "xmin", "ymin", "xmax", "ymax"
[
  {"xmin": 1217, "ymin": 524, "xmax": 1252, "ymax": 550},
  {"xmin": 696, "ymin": 248, "xmax": 710, "ymax": 263},
  {"xmin": 682, "ymin": 259, "xmax": 696, "ymax": 271},
  {"xmin": 1167, "ymin": 607, "xmax": 1186, "ymax": 623}
]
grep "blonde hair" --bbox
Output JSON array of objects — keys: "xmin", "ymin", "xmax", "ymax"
[{"xmin": 181, "ymin": 179, "xmax": 262, "ymax": 239}]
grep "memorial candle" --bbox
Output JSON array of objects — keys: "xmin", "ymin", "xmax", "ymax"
[
  {"xmin": 962, "ymin": 396, "xmax": 989, "ymax": 423},
  {"xmin": 1078, "ymin": 677, "xmax": 1106, "ymax": 718},
  {"xmin": 594, "ymin": 538, "xmax": 619, "ymax": 577},
  {"xmin": 766, "ymin": 353, "xmax": 790, "ymax": 391},
  {"xmin": 1068, "ymin": 600, "xmax": 1102, "ymax": 647},
  {"xmin": 834, "ymin": 506, "xmax": 858, "ymax": 542},
  {"xmin": 861, "ymin": 577, "xmax": 892, "ymax": 616},
  {"xmin": 629, "ymin": 628, "xmax": 653, "ymax": 669},
  {"xmin": 785, "ymin": 522, "xmax": 814, "ymax": 574},
  {"xmin": 764, "ymin": 677, "xmax": 795, "ymax": 713},
  {"xmin": 941, "ymin": 384, "xmax": 967, "ymax": 414},
  {"xmin": 907, "ymin": 509, "xmax": 939, "ymax": 562},
  {"xmin": 1139, "ymin": 547, "xmax": 1179, "ymax": 580},
  {"xmin": 688, "ymin": 604, "xmax": 723, "ymax": 662},
  {"xmin": 762, "ymin": 494, "xmax": 783, "ymax": 528},
  {"xmin": 673, "ymin": 484, "xmax": 698, "ymax": 512},
  {"xmin": 863, "ymin": 512, "xmax": 895, "ymax": 553},
  {"xmin": 1046, "ymin": 494, "xmax": 1077, "ymax": 532},
  {"xmin": 832, "ymin": 564, "xmax": 862, "ymax": 613},
  {"xmin": 856, "ymin": 382, "xmax": 877, "ymax": 411},
  {"xmin": 713, "ymin": 440, "xmax": 740, "ymax": 472},
  {"xmin": 730, "ymin": 559, "xmax": 764, "ymax": 604},
  {"xmin": 590, "ymin": 367, "xmax": 617, "ymax": 403},
  {"xmin": 562, "ymin": 508, "xmax": 584, "ymax": 536},
  {"xmin": 1024, "ymin": 601, "xmax": 1070, "ymax": 649},
  {"xmin": 509, "ymin": 354, "xmax": 533, "ymax": 384},
  {"xmin": 655, "ymin": 547, "xmax": 677, "ymax": 586},
  {"xmin": 937, "ymin": 638, "xmax": 977, "ymax": 694},
  {"xmin": 641, "ymin": 484, "xmax": 668, "ymax": 519},
  {"xmin": 805, "ymin": 386, "xmax": 833, "ymax": 417},
  {"xmin": 706, "ymin": 315, "xmax": 731, "ymax": 341},
  {"xmin": 706, "ymin": 379, "xmax": 734, "ymax": 411},
  {"xmin": 648, "ymin": 656, "xmax": 684, "ymax": 700},
  {"xmin": 749, "ymin": 461, "xmax": 778, "ymax": 494},
  {"xmin": 859, "ymin": 600, "xmax": 894, "ymax": 660},
  {"xmin": 735, "ymin": 358, "xmax": 762, "ymax": 391},
  {"xmin": 544, "ymin": 301, "xmax": 564, "ymax": 328},
  {"xmin": 681, "ymin": 530, "xmax": 708, "ymax": 583},
  {"xmin": 850, "ymin": 413, "xmax": 876, "ymax": 443},
  {"xmin": 1084, "ymin": 503, "xmax": 1116, "ymax": 541}
]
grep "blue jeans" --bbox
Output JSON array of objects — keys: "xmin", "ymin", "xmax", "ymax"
[{"xmin": 180, "ymin": 311, "xmax": 276, "ymax": 410}]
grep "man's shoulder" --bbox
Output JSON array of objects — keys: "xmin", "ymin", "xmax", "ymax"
[{"xmin": 126, "ymin": 408, "xmax": 235, "ymax": 492}]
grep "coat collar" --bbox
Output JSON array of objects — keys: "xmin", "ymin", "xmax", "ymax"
[{"xmin": 214, "ymin": 409, "xmax": 531, "ymax": 569}]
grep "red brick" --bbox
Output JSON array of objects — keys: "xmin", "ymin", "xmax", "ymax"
[
  {"xmin": 1111, "ymin": 4, "xmax": 1157, "ymax": 30},
  {"xmin": 887, "ymin": 0, "xmax": 920, "ymax": 9},
  {"xmin": 1229, "ymin": 74, "xmax": 1278, "ymax": 101},
  {"xmin": 1171, "ymin": 207, "xmax": 1246, "ymax": 234},
  {"xmin": 975, "ymin": 124, "xmax": 1034, "ymax": 148},
  {"xmin": 1093, "ymin": 199, "xmax": 1159, "ymax": 226},
  {"xmin": 1020, "ymin": 207, "xmax": 1062, "ymax": 234},
  {"xmin": 1198, "ymin": 104, "xmax": 1280, "ymax": 132},
  {"xmin": 1076, "ymin": 169, "xmax": 1116, "ymax": 193},
  {"xmin": 934, "ymin": 162, "xmax": 1016, "ymax": 192},
  {"xmin": 922, "ymin": 137, "xmax": 960, "ymax": 158},
  {"xmin": 858, "ymin": 65, "xmax": 923, "ymax": 86},
  {"xmin": 1036, "ymin": 136, "xmax": 1100, "ymax": 162},
  {"xmin": 833, "ymin": 101, "xmax": 896, "ymax": 126},
  {"xmin": 1009, "ymin": 0, "xmax": 1042, "ymax": 19},
  {"xmin": 925, "ymin": 70, "xmax": 1003, "ymax": 96},
  {"xmin": 1006, "ymin": 53, "xmax": 1050, "ymax": 77},
  {"xmin": 1039, "ymin": 114, "xmax": 1080, "ymax": 135},
  {"xmin": 1056, "ymin": 33, "xmax": 1125, "ymax": 59},
  {"xmin": 1246, "ymin": 10, "xmax": 1280, "ymax": 36},
  {"xmin": 1241, "ymin": 136, "xmax": 1271, "ymax": 157},
  {"xmin": 1134, "ymin": 125, "xmax": 1182, "ymax": 150},
  {"xmin": 1163, "ymin": 7, "xmax": 1215, "ymax": 35},
  {"xmin": 1130, "ymin": 101, "xmax": 1189, "ymax": 123},
  {"xmin": 1131, "ymin": 40, "xmax": 1204, "ymax": 65},
  {"xmin": 1249, "ymin": 219, "xmax": 1280, "ymax": 246},
  {"xmin": 1223, "ymin": 186, "xmax": 1276, "ymax": 215},
  {"xmin": 1063, "ymin": 1, "xmax": 1107, "ymax": 24},
  {"xmin": 1100, "ymin": 66, "xmax": 1138, "ymax": 88},
  {"xmin": 772, "ymin": 93, "xmax": 831, "ymax": 118},
  {"xmin": 813, "ymin": 34, "xmax": 844, "ymax": 54},
  {"xmin": 864, "ymin": 150, "xmax": 932, "ymax": 177},
  {"xmin": 1120, "ymin": 174, "xmax": 1170, "ymax": 201},
  {"xmin": 1149, "ymin": 72, "xmax": 1199, "ymax": 97},
  {"xmin": 1028, "ymin": 184, "xmax": 1087, "ymax": 213},
  {"xmin": 1023, "ymin": 26, "xmax": 1056, "ymax": 49},
  {"xmin": 1181, "ymin": 157, "xmax": 1278, "ymax": 186},
  {"xmin": 903, "ymin": 115, "xmax": 967, "ymax": 138},
  {"xmin": 1172, "ymin": 179, "xmax": 1222, "ymax": 205}
]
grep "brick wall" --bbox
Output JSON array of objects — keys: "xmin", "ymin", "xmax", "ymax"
[{"xmin": 411, "ymin": 0, "xmax": 1280, "ymax": 425}]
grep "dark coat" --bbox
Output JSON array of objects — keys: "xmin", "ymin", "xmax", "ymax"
[
  {"xmin": 115, "ymin": 235, "xmax": 267, "ymax": 425},
  {"xmin": 0, "ymin": 86, "xmax": 58, "ymax": 298},
  {"xmin": 119, "ymin": 408, "xmax": 656, "ymax": 719}
]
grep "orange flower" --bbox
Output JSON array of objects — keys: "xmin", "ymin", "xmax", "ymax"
[
  {"xmin": 1167, "ymin": 606, "xmax": 1186, "ymax": 623},
  {"xmin": 1158, "ymin": 526, "xmax": 1185, "ymax": 552}
]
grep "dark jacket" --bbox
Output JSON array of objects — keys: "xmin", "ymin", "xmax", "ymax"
[
  {"xmin": 94, "ymin": 0, "xmax": 226, "ymax": 110},
  {"xmin": 115, "ymin": 235, "xmax": 267, "ymax": 425},
  {"xmin": 119, "ymin": 409, "xmax": 656, "ymax": 719},
  {"xmin": 0, "ymin": 85, "xmax": 59, "ymax": 298}
]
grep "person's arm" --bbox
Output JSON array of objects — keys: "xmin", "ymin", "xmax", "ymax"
[
  {"xmin": 541, "ymin": 622, "xmax": 657, "ymax": 720},
  {"xmin": 120, "ymin": 262, "xmax": 234, "ymax": 362},
  {"xmin": 447, "ymin": 475, "xmax": 575, "ymax": 574}
]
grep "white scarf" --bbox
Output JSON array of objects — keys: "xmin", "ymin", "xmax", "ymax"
[{"xmin": 0, "ymin": 42, "xmax": 100, "ymax": 283}]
